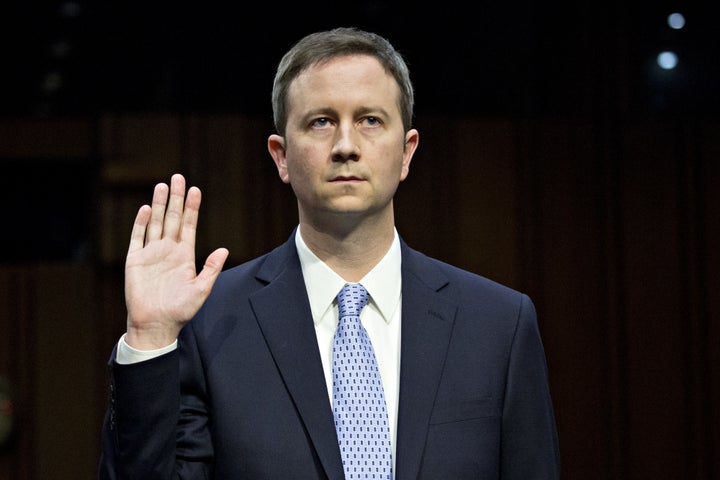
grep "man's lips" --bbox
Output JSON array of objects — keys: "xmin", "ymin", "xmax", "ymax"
[{"xmin": 331, "ymin": 176, "xmax": 363, "ymax": 181}]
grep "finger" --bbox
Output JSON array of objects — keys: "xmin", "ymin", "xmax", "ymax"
[
  {"xmin": 146, "ymin": 182, "xmax": 169, "ymax": 242},
  {"xmin": 196, "ymin": 247, "xmax": 230, "ymax": 292},
  {"xmin": 181, "ymin": 186, "xmax": 202, "ymax": 250},
  {"xmin": 128, "ymin": 204, "xmax": 152, "ymax": 254},
  {"xmin": 163, "ymin": 173, "xmax": 187, "ymax": 241}
]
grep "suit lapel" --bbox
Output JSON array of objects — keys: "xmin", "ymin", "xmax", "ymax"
[
  {"xmin": 249, "ymin": 238, "xmax": 344, "ymax": 479},
  {"xmin": 245, "ymin": 235, "xmax": 457, "ymax": 479},
  {"xmin": 395, "ymin": 243, "xmax": 457, "ymax": 479}
]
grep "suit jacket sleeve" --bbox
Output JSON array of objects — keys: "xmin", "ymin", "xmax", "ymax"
[
  {"xmin": 98, "ymin": 343, "xmax": 213, "ymax": 480},
  {"xmin": 501, "ymin": 294, "xmax": 560, "ymax": 478}
]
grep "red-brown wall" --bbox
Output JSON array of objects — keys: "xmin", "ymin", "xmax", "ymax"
[{"xmin": 1, "ymin": 114, "xmax": 717, "ymax": 479}]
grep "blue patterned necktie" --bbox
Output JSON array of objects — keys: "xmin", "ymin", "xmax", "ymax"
[{"xmin": 332, "ymin": 283, "xmax": 393, "ymax": 479}]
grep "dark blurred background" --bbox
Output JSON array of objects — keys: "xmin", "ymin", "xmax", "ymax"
[
  {"xmin": 3, "ymin": 1, "xmax": 719, "ymax": 120},
  {"xmin": 1, "ymin": 1, "xmax": 718, "ymax": 479}
]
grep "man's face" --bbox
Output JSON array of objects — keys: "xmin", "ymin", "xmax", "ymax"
[{"xmin": 269, "ymin": 54, "xmax": 418, "ymax": 225}]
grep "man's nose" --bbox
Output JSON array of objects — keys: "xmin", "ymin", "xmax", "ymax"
[{"xmin": 331, "ymin": 124, "xmax": 360, "ymax": 161}]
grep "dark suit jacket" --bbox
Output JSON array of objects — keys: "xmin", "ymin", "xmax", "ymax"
[{"xmin": 99, "ymin": 233, "xmax": 560, "ymax": 479}]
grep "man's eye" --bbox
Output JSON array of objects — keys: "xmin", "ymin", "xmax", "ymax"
[
  {"xmin": 365, "ymin": 117, "xmax": 380, "ymax": 126},
  {"xmin": 312, "ymin": 118, "xmax": 330, "ymax": 127}
]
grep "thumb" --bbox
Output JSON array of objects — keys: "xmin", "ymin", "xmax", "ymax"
[{"xmin": 196, "ymin": 247, "xmax": 230, "ymax": 290}]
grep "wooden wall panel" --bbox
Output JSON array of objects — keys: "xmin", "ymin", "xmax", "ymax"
[
  {"xmin": 32, "ymin": 266, "xmax": 101, "ymax": 479},
  {"xmin": 455, "ymin": 120, "xmax": 520, "ymax": 288},
  {"xmin": 0, "ymin": 114, "xmax": 717, "ymax": 479},
  {"xmin": 394, "ymin": 115, "xmax": 460, "ymax": 263},
  {"xmin": 0, "ymin": 265, "xmax": 102, "ymax": 480},
  {"xmin": 183, "ymin": 115, "xmax": 297, "ymax": 265},
  {"xmin": 96, "ymin": 114, "xmax": 298, "ymax": 269},
  {"xmin": 696, "ymin": 122, "xmax": 720, "ymax": 478},
  {"xmin": 97, "ymin": 114, "xmax": 184, "ymax": 266},
  {"xmin": 619, "ymin": 122, "xmax": 689, "ymax": 478},
  {"xmin": 518, "ymin": 121, "xmax": 613, "ymax": 479},
  {"xmin": 99, "ymin": 114, "xmax": 182, "ymax": 185},
  {"xmin": 0, "ymin": 120, "xmax": 94, "ymax": 159},
  {"xmin": 0, "ymin": 267, "xmax": 35, "ymax": 480}
]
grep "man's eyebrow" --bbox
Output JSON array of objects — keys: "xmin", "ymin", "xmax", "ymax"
[{"xmin": 355, "ymin": 106, "xmax": 391, "ymax": 117}]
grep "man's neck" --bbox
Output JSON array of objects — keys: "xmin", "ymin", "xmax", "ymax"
[{"xmin": 298, "ymin": 215, "xmax": 396, "ymax": 283}]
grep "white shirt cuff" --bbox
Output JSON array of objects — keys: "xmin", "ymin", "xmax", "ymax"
[{"xmin": 116, "ymin": 332, "xmax": 178, "ymax": 365}]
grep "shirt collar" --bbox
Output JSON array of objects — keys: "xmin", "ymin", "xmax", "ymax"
[{"xmin": 295, "ymin": 226, "xmax": 402, "ymax": 326}]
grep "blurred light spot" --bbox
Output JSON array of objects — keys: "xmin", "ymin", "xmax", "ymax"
[
  {"xmin": 668, "ymin": 12, "xmax": 685, "ymax": 30},
  {"xmin": 42, "ymin": 72, "xmax": 63, "ymax": 93},
  {"xmin": 60, "ymin": 2, "xmax": 82, "ymax": 18},
  {"xmin": 657, "ymin": 51, "xmax": 678, "ymax": 70},
  {"xmin": 50, "ymin": 40, "xmax": 72, "ymax": 59}
]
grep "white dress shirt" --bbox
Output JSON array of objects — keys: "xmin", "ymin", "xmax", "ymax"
[
  {"xmin": 117, "ymin": 227, "xmax": 403, "ymax": 462},
  {"xmin": 294, "ymin": 227, "xmax": 402, "ymax": 460}
]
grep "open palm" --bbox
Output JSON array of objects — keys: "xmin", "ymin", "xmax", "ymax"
[{"xmin": 124, "ymin": 174, "xmax": 228, "ymax": 350}]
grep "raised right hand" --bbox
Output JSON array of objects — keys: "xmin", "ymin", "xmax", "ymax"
[{"xmin": 123, "ymin": 173, "xmax": 229, "ymax": 350}]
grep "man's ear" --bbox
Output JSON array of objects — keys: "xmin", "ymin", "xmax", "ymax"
[
  {"xmin": 400, "ymin": 128, "xmax": 419, "ymax": 181},
  {"xmin": 268, "ymin": 134, "xmax": 290, "ymax": 184}
]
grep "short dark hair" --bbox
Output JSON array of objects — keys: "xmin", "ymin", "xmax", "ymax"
[{"xmin": 271, "ymin": 27, "xmax": 414, "ymax": 136}]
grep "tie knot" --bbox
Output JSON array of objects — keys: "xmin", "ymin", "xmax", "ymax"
[{"xmin": 337, "ymin": 283, "xmax": 369, "ymax": 318}]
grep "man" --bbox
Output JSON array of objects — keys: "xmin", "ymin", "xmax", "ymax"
[{"xmin": 99, "ymin": 27, "xmax": 560, "ymax": 479}]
